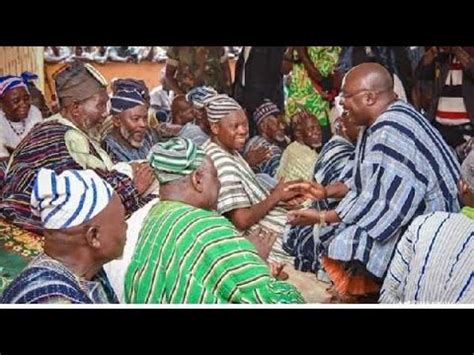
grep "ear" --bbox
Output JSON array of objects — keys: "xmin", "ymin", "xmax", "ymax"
[
  {"xmin": 191, "ymin": 169, "xmax": 204, "ymax": 193},
  {"xmin": 71, "ymin": 101, "xmax": 82, "ymax": 119},
  {"xmin": 365, "ymin": 91, "xmax": 377, "ymax": 106},
  {"xmin": 112, "ymin": 114, "xmax": 121, "ymax": 128},
  {"xmin": 210, "ymin": 122, "xmax": 220, "ymax": 136},
  {"xmin": 459, "ymin": 179, "xmax": 469, "ymax": 197},
  {"xmin": 85, "ymin": 225, "xmax": 101, "ymax": 250}
]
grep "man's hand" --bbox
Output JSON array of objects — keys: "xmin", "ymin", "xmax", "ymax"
[
  {"xmin": 244, "ymin": 145, "xmax": 271, "ymax": 168},
  {"xmin": 287, "ymin": 209, "xmax": 320, "ymax": 226},
  {"xmin": 271, "ymin": 179, "xmax": 305, "ymax": 203},
  {"xmin": 284, "ymin": 181, "xmax": 327, "ymax": 201},
  {"xmin": 132, "ymin": 163, "xmax": 156, "ymax": 196},
  {"xmin": 268, "ymin": 261, "xmax": 288, "ymax": 280}
]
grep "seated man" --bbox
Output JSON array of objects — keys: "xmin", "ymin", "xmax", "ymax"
[
  {"xmin": 380, "ymin": 150, "xmax": 474, "ymax": 304},
  {"xmin": 201, "ymin": 94, "xmax": 303, "ymax": 265},
  {"xmin": 286, "ymin": 63, "xmax": 461, "ymax": 302},
  {"xmin": 1, "ymin": 168, "xmax": 126, "ymax": 303},
  {"xmin": 124, "ymin": 137, "xmax": 304, "ymax": 304},
  {"xmin": 0, "ymin": 60, "xmax": 155, "ymax": 235},
  {"xmin": 102, "ymin": 78, "xmax": 162, "ymax": 163},
  {"xmin": 243, "ymin": 99, "xmax": 288, "ymax": 178},
  {"xmin": 284, "ymin": 112, "xmax": 359, "ymax": 273},
  {"xmin": 276, "ymin": 110, "xmax": 322, "ymax": 182}
]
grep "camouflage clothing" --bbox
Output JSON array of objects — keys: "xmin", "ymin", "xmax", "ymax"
[{"xmin": 166, "ymin": 47, "xmax": 231, "ymax": 94}]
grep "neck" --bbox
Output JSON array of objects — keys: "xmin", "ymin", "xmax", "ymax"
[
  {"xmin": 211, "ymin": 136, "xmax": 233, "ymax": 153},
  {"xmin": 46, "ymin": 250, "xmax": 102, "ymax": 281},
  {"xmin": 160, "ymin": 185, "xmax": 206, "ymax": 210}
]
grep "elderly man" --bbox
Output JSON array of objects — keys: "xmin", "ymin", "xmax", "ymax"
[
  {"xmin": 287, "ymin": 63, "xmax": 460, "ymax": 302},
  {"xmin": 380, "ymin": 151, "xmax": 474, "ymax": 304},
  {"xmin": 102, "ymin": 78, "xmax": 163, "ymax": 163},
  {"xmin": 243, "ymin": 100, "xmax": 288, "ymax": 179},
  {"xmin": 124, "ymin": 137, "xmax": 304, "ymax": 304},
  {"xmin": 1, "ymin": 168, "xmax": 127, "ymax": 303},
  {"xmin": 0, "ymin": 60, "xmax": 155, "ymax": 235},
  {"xmin": 201, "ymin": 94, "xmax": 303, "ymax": 266},
  {"xmin": 276, "ymin": 110, "xmax": 322, "ymax": 182}
]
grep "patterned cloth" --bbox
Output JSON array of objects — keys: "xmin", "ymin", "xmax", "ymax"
[
  {"xmin": 124, "ymin": 200, "xmax": 304, "ymax": 304},
  {"xmin": 0, "ymin": 105, "xmax": 43, "ymax": 154},
  {"xmin": 380, "ymin": 210, "xmax": 473, "ymax": 303},
  {"xmin": 31, "ymin": 168, "xmax": 113, "ymax": 230},
  {"xmin": 243, "ymin": 135, "xmax": 282, "ymax": 178},
  {"xmin": 283, "ymin": 135, "xmax": 355, "ymax": 272},
  {"xmin": 0, "ymin": 219, "xmax": 43, "ymax": 294},
  {"xmin": 186, "ymin": 86, "xmax": 218, "ymax": 108},
  {"xmin": 204, "ymin": 94, "xmax": 241, "ymax": 123},
  {"xmin": 166, "ymin": 47, "xmax": 231, "ymax": 94},
  {"xmin": 1, "ymin": 253, "xmax": 118, "ymax": 304},
  {"xmin": 286, "ymin": 47, "xmax": 341, "ymax": 126},
  {"xmin": 276, "ymin": 141, "xmax": 318, "ymax": 182},
  {"xmin": 179, "ymin": 123, "xmax": 209, "ymax": 147},
  {"xmin": 0, "ymin": 72, "xmax": 37, "ymax": 97},
  {"xmin": 110, "ymin": 78, "xmax": 149, "ymax": 114},
  {"xmin": 102, "ymin": 128, "xmax": 161, "ymax": 163},
  {"xmin": 325, "ymin": 100, "xmax": 460, "ymax": 279},
  {"xmin": 149, "ymin": 137, "xmax": 206, "ymax": 183},
  {"xmin": 253, "ymin": 99, "xmax": 280, "ymax": 127},
  {"xmin": 202, "ymin": 140, "xmax": 291, "ymax": 264},
  {"xmin": 0, "ymin": 114, "xmax": 146, "ymax": 235}
]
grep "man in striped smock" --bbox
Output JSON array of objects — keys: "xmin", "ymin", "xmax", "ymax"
[
  {"xmin": 287, "ymin": 63, "xmax": 460, "ymax": 302},
  {"xmin": 380, "ymin": 150, "xmax": 474, "ymax": 304},
  {"xmin": 0, "ymin": 61, "xmax": 156, "ymax": 235},
  {"xmin": 201, "ymin": 95, "xmax": 304, "ymax": 266},
  {"xmin": 124, "ymin": 138, "xmax": 303, "ymax": 304}
]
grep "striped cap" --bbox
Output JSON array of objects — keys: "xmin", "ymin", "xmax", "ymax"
[
  {"xmin": 203, "ymin": 94, "xmax": 242, "ymax": 123},
  {"xmin": 253, "ymin": 99, "xmax": 280, "ymax": 127},
  {"xmin": 0, "ymin": 72, "xmax": 38, "ymax": 97},
  {"xmin": 461, "ymin": 150, "xmax": 474, "ymax": 191},
  {"xmin": 31, "ymin": 168, "xmax": 114, "ymax": 230},
  {"xmin": 148, "ymin": 137, "xmax": 206, "ymax": 183},
  {"xmin": 186, "ymin": 86, "xmax": 218, "ymax": 109},
  {"xmin": 110, "ymin": 78, "xmax": 149, "ymax": 114}
]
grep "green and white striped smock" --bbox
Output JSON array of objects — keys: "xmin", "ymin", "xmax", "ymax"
[{"xmin": 124, "ymin": 200, "xmax": 304, "ymax": 304}]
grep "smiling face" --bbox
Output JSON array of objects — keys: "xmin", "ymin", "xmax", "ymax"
[
  {"xmin": 210, "ymin": 109, "xmax": 249, "ymax": 151},
  {"xmin": 1, "ymin": 87, "xmax": 31, "ymax": 122}
]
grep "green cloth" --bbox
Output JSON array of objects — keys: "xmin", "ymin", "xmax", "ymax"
[
  {"xmin": 286, "ymin": 47, "xmax": 341, "ymax": 126},
  {"xmin": 461, "ymin": 206, "xmax": 474, "ymax": 219},
  {"xmin": 125, "ymin": 200, "xmax": 304, "ymax": 304}
]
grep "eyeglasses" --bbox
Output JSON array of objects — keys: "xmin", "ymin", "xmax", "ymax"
[
  {"xmin": 339, "ymin": 89, "xmax": 370, "ymax": 99},
  {"xmin": 340, "ymin": 88, "xmax": 392, "ymax": 100}
]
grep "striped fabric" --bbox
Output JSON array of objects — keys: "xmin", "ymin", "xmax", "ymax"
[
  {"xmin": 380, "ymin": 211, "xmax": 473, "ymax": 303},
  {"xmin": 0, "ymin": 72, "xmax": 37, "ymax": 97},
  {"xmin": 243, "ymin": 135, "xmax": 282, "ymax": 177},
  {"xmin": 0, "ymin": 115, "xmax": 146, "ymax": 235},
  {"xmin": 202, "ymin": 140, "xmax": 291, "ymax": 264},
  {"xmin": 186, "ymin": 86, "xmax": 218, "ymax": 109},
  {"xmin": 31, "ymin": 168, "xmax": 113, "ymax": 229},
  {"xmin": 110, "ymin": 78, "xmax": 149, "ymax": 114},
  {"xmin": 0, "ymin": 253, "xmax": 118, "ymax": 304},
  {"xmin": 204, "ymin": 94, "xmax": 241, "ymax": 123},
  {"xmin": 102, "ymin": 128, "xmax": 161, "ymax": 163},
  {"xmin": 148, "ymin": 137, "xmax": 206, "ymax": 183},
  {"xmin": 179, "ymin": 122, "xmax": 209, "ymax": 147},
  {"xmin": 124, "ymin": 200, "xmax": 304, "ymax": 304},
  {"xmin": 326, "ymin": 100, "xmax": 461, "ymax": 278},
  {"xmin": 253, "ymin": 99, "xmax": 280, "ymax": 127},
  {"xmin": 283, "ymin": 135, "xmax": 355, "ymax": 272},
  {"xmin": 435, "ymin": 58, "xmax": 470, "ymax": 126}
]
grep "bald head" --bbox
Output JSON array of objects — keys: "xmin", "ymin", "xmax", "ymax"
[{"xmin": 345, "ymin": 63, "xmax": 393, "ymax": 93}]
